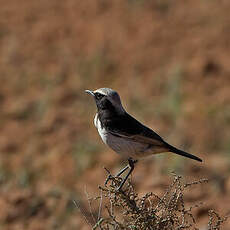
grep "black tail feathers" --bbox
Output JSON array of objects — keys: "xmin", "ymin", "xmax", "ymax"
[{"xmin": 168, "ymin": 145, "xmax": 202, "ymax": 162}]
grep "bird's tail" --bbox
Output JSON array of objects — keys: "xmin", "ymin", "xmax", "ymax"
[{"xmin": 167, "ymin": 144, "xmax": 202, "ymax": 162}]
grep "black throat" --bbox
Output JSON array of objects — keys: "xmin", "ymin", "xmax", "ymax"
[{"xmin": 96, "ymin": 98, "xmax": 120, "ymax": 129}]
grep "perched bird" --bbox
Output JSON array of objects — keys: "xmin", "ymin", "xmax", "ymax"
[{"xmin": 85, "ymin": 88, "xmax": 202, "ymax": 190}]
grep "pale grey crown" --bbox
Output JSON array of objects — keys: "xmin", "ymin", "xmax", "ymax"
[{"xmin": 94, "ymin": 88, "xmax": 125, "ymax": 114}]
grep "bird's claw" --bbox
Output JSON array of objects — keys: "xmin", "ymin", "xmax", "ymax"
[
  {"xmin": 104, "ymin": 174, "xmax": 113, "ymax": 186},
  {"xmin": 104, "ymin": 167, "xmax": 114, "ymax": 186}
]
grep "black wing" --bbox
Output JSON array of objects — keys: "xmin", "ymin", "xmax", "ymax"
[{"xmin": 105, "ymin": 112, "xmax": 166, "ymax": 146}]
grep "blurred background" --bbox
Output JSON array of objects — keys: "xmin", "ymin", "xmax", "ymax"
[{"xmin": 0, "ymin": 0, "xmax": 230, "ymax": 229}]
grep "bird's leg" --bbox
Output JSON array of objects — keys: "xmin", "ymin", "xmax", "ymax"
[
  {"xmin": 104, "ymin": 158, "xmax": 138, "ymax": 188},
  {"xmin": 117, "ymin": 158, "xmax": 138, "ymax": 191},
  {"xmin": 115, "ymin": 165, "xmax": 130, "ymax": 177},
  {"xmin": 104, "ymin": 164, "xmax": 130, "ymax": 186}
]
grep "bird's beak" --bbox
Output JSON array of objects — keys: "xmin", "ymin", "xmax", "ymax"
[{"xmin": 85, "ymin": 90, "xmax": 95, "ymax": 97}]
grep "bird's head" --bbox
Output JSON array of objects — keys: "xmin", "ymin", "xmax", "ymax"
[{"xmin": 85, "ymin": 88, "xmax": 125, "ymax": 114}]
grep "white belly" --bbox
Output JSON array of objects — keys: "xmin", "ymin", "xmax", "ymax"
[{"xmin": 94, "ymin": 114, "xmax": 150, "ymax": 159}]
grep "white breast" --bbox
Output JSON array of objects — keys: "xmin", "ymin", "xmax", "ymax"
[{"xmin": 94, "ymin": 113, "xmax": 108, "ymax": 144}]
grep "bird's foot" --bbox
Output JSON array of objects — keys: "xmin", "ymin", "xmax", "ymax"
[
  {"xmin": 104, "ymin": 174, "xmax": 113, "ymax": 186},
  {"xmin": 104, "ymin": 167, "xmax": 115, "ymax": 186},
  {"xmin": 104, "ymin": 159, "xmax": 138, "ymax": 190}
]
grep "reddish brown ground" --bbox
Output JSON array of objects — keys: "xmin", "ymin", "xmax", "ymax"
[{"xmin": 0, "ymin": 0, "xmax": 230, "ymax": 229}]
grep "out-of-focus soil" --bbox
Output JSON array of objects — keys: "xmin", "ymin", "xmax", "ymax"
[{"xmin": 0, "ymin": 0, "xmax": 230, "ymax": 229}]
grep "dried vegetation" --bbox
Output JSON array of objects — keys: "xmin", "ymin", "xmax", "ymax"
[{"xmin": 76, "ymin": 173, "xmax": 228, "ymax": 230}]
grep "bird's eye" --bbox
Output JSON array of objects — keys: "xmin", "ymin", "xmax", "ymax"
[{"xmin": 95, "ymin": 93, "xmax": 105, "ymax": 100}]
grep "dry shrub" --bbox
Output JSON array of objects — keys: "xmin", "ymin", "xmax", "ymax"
[{"xmin": 75, "ymin": 172, "xmax": 228, "ymax": 230}]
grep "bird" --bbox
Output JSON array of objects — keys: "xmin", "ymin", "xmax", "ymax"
[{"xmin": 85, "ymin": 88, "xmax": 202, "ymax": 190}]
